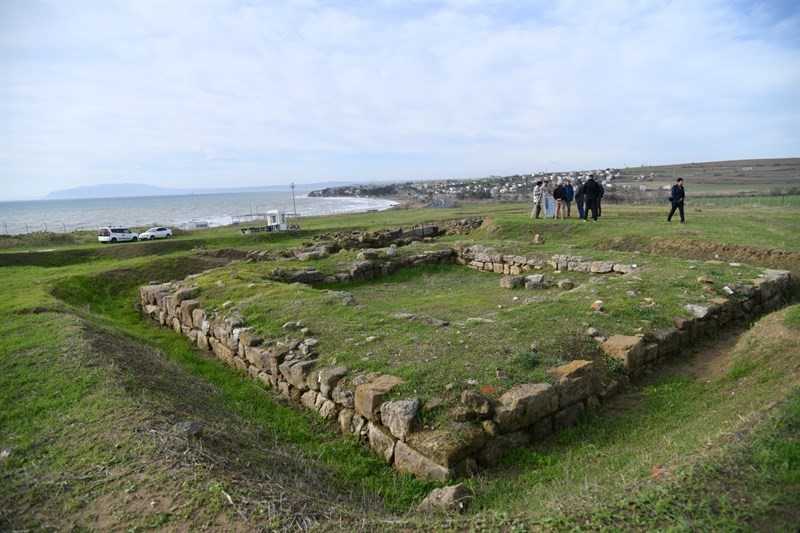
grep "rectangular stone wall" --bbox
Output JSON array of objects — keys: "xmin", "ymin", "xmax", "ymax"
[{"xmin": 139, "ymin": 259, "xmax": 793, "ymax": 481}]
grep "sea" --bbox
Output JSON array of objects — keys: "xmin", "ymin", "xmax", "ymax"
[{"xmin": 0, "ymin": 191, "xmax": 397, "ymax": 236}]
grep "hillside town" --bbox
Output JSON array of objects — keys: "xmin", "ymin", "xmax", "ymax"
[
  {"xmin": 307, "ymin": 159, "xmax": 800, "ymax": 206},
  {"xmin": 308, "ymin": 169, "xmax": 632, "ymax": 202}
]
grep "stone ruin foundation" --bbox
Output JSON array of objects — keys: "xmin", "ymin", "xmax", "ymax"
[{"xmin": 138, "ymin": 220, "xmax": 794, "ymax": 481}]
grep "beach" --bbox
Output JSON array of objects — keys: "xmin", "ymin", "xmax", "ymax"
[{"xmin": 0, "ymin": 192, "xmax": 396, "ymax": 236}]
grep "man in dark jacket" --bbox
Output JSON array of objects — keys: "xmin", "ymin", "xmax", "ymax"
[
  {"xmin": 583, "ymin": 174, "xmax": 600, "ymax": 221},
  {"xmin": 667, "ymin": 177, "xmax": 686, "ymax": 224},
  {"xmin": 553, "ymin": 182, "xmax": 567, "ymax": 219},
  {"xmin": 574, "ymin": 178, "xmax": 585, "ymax": 220}
]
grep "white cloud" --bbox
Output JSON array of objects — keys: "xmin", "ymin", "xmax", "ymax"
[{"xmin": 1, "ymin": 0, "xmax": 798, "ymax": 199}]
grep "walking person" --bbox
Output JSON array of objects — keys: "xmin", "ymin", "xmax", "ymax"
[
  {"xmin": 574, "ymin": 178, "xmax": 585, "ymax": 220},
  {"xmin": 564, "ymin": 180, "xmax": 574, "ymax": 217},
  {"xmin": 553, "ymin": 181, "xmax": 567, "ymax": 219},
  {"xmin": 530, "ymin": 181, "xmax": 544, "ymax": 219},
  {"xmin": 583, "ymin": 174, "xmax": 600, "ymax": 221},
  {"xmin": 667, "ymin": 177, "xmax": 686, "ymax": 224}
]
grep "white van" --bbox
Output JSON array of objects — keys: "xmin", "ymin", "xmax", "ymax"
[{"xmin": 98, "ymin": 226, "xmax": 139, "ymax": 243}]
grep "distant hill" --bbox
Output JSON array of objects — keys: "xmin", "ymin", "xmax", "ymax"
[{"xmin": 44, "ymin": 182, "xmax": 355, "ymax": 200}]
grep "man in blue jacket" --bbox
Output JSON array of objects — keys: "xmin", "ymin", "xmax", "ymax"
[
  {"xmin": 564, "ymin": 180, "xmax": 575, "ymax": 217},
  {"xmin": 667, "ymin": 177, "xmax": 686, "ymax": 224}
]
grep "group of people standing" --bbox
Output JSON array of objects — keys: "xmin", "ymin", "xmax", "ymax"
[
  {"xmin": 531, "ymin": 175, "xmax": 688, "ymax": 224},
  {"xmin": 531, "ymin": 174, "xmax": 604, "ymax": 221}
]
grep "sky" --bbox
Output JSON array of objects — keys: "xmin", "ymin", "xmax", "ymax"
[{"xmin": 1, "ymin": 0, "xmax": 798, "ymax": 201}]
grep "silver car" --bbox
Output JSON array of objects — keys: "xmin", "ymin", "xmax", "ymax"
[{"xmin": 138, "ymin": 227, "xmax": 173, "ymax": 240}]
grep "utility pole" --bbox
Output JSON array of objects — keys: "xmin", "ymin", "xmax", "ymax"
[{"xmin": 291, "ymin": 182, "xmax": 297, "ymax": 217}]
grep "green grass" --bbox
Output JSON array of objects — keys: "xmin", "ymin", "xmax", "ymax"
[
  {"xmin": 693, "ymin": 195, "xmax": 800, "ymax": 208},
  {"xmin": 148, "ymin": 216, "xmax": 767, "ymax": 403},
  {"xmin": 1, "ymin": 202, "xmax": 798, "ymax": 530}
]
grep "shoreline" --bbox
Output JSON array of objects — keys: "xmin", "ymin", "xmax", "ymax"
[{"xmin": 0, "ymin": 194, "xmax": 397, "ymax": 236}]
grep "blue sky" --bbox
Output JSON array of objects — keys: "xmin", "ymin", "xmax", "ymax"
[{"xmin": 1, "ymin": 0, "xmax": 798, "ymax": 200}]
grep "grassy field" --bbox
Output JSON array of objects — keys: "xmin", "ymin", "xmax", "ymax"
[{"xmin": 1, "ymin": 202, "xmax": 798, "ymax": 530}]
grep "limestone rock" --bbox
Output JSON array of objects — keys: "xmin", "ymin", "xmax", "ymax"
[
  {"xmin": 493, "ymin": 383, "xmax": 558, "ymax": 433},
  {"xmin": 500, "ymin": 276, "xmax": 524, "ymax": 289},
  {"xmin": 404, "ymin": 423, "xmax": 486, "ymax": 468},
  {"xmin": 602, "ymin": 335, "xmax": 645, "ymax": 374},
  {"xmin": 278, "ymin": 359, "xmax": 318, "ymax": 391},
  {"xmin": 394, "ymin": 441, "xmax": 452, "ymax": 482},
  {"xmin": 368, "ymin": 422, "xmax": 397, "ymax": 464},
  {"xmin": 590, "ymin": 261, "xmax": 614, "ymax": 273},
  {"xmin": 238, "ymin": 330, "xmax": 263, "ymax": 346},
  {"xmin": 354, "ymin": 374, "xmax": 404, "ymax": 421},
  {"xmin": 417, "ymin": 483, "xmax": 473, "ymax": 513},
  {"xmin": 685, "ymin": 304, "xmax": 711, "ymax": 319},
  {"xmin": 460, "ymin": 389, "xmax": 491, "ymax": 416},
  {"xmin": 548, "ymin": 360, "xmax": 597, "ymax": 408},
  {"xmin": 172, "ymin": 420, "xmax": 203, "ymax": 438},
  {"xmin": 380, "ymin": 399, "xmax": 420, "ymax": 441}
]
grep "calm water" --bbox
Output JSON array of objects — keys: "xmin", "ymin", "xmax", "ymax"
[{"xmin": 0, "ymin": 192, "xmax": 396, "ymax": 235}]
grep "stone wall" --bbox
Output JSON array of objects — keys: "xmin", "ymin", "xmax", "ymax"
[{"xmin": 138, "ymin": 228, "xmax": 794, "ymax": 481}]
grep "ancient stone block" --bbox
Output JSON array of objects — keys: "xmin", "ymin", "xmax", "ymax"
[
  {"xmin": 548, "ymin": 360, "xmax": 596, "ymax": 408},
  {"xmin": 613, "ymin": 263, "xmax": 635, "ymax": 274},
  {"xmin": 139, "ymin": 285, "xmax": 168, "ymax": 306},
  {"xmin": 380, "ymin": 399, "xmax": 420, "ymax": 441},
  {"xmin": 493, "ymin": 383, "xmax": 559, "ymax": 433},
  {"xmin": 354, "ymin": 374, "xmax": 404, "ymax": 421},
  {"xmin": 590, "ymin": 261, "xmax": 614, "ymax": 273},
  {"xmin": 500, "ymin": 275, "xmax": 524, "ymax": 289},
  {"xmin": 176, "ymin": 300, "xmax": 200, "ymax": 327},
  {"xmin": 191, "ymin": 308, "xmax": 205, "ymax": 330},
  {"xmin": 279, "ymin": 359, "xmax": 318, "ymax": 392},
  {"xmin": 301, "ymin": 390, "xmax": 319, "ymax": 410},
  {"xmin": 196, "ymin": 333, "xmax": 209, "ymax": 352},
  {"xmin": 652, "ymin": 328, "xmax": 680, "ymax": 358},
  {"xmin": 238, "ymin": 330, "xmax": 263, "ymax": 347},
  {"xmin": 753, "ymin": 276, "xmax": 778, "ymax": 301},
  {"xmin": 461, "ymin": 389, "xmax": 491, "ymax": 417},
  {"xmin": 306, "ymin": 369, "xmax": 321, "ymax": 392},
  {"xmin": 417, "ymin": 483, "xmax": 473, "ymax": 513},
  {"xmin": 233, "ymin": 356, "xmax": 248, "ymax": 373},
  {"xmin": 318, "ymin": 399, "xmax": 339, "ymax": 420},
  {"xmin": 332, "ymin": 379, "xmax": 356, "ymax": 410},
  {"xmin": 602, "ymin": 335, "xmax": 644, "ymax": 375},
  {"xmin": 209, "ymin": 337, "xmax": 235, "ymax": 365},
  {"xmin": 557, "ymin": 279, "xmax": 574, "ymax": 290},
  {"xmin": 672, "ymin": 316, "xmax": 693, "ymax": 330},
  {"xmin": 685, "ymin": 304, "xmax": 711, "ymax": 319},
  {"xmin": 338, "ymin": 408, "xmax": 355, "ymax": 436},
  {"xmin": 525, "ymin": 274, "xmax": 545, "ymax": 286},
  {"xmin": 318, "ymin": 366, "xmax": 349, "ymax": 399},
  {"xmin": 405, "ymin": 424, "xmax": 485, "ymax": 468},
  {"xmin": 368, "ymin": 422, "xmax": 397, "ymax": 464},
  {"xmin": 394, "ymin": 441, "xmax": 453, "ymax": 481}
]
